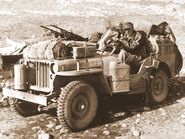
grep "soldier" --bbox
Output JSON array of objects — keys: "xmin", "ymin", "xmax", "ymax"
[
  {"xmin": 98, "ymin": 26, "xmax": 121, "ymax": 55},
  {"xmin": 117, "ymin": 22, "xmax": 148, "ymax": 67},
  {"xmin": 89, "ymin": 32, "xmax": 103, "ymax": 43}
]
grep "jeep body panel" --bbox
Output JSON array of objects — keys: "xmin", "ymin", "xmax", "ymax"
[{"xmin": 159, "ymin": 54, "xmax": 175, "ymax": 77}]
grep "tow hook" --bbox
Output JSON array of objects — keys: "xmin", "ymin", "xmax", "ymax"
[
  {"xmin": 37, "ymin": 103, "xmax": 57, "ymax": 112},
  {"xmin": 38, "ymin": 105, "xmax": 46, "ymax": 112}
]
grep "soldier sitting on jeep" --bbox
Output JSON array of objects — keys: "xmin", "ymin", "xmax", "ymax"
[{"xmin": 117, "ymin": 22, "xmax": 148, "ymax": 67}]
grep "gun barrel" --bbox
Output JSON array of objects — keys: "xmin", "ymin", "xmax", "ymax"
[
  {"xmin": 50, "ymin": 25, "xmax": 88, "ymax": 41},
  {"xmin": 40, "ymin": 25, "xmax": 88, "ymax": 41}
]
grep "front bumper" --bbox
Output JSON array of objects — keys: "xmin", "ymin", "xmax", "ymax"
[{"xmin": 3, "ymin": 88, "xmax": 47, "ymax": 106}]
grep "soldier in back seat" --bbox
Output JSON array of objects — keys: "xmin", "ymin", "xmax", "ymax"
[{"xmin": 149, "ymin": 22, "xmax": 176, "ymax": 43}]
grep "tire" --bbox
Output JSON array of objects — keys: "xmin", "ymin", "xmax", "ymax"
[
  {"xmin": 149, "ymin": 69, "xmax": 168, "ymax": 104},
  {"xmin": 57, "ymin": 81, "xmax": 98, "ymax": 131},
  {"xmin": 9, "ymin": 98, "xmax": 39, "ymax": 117}
]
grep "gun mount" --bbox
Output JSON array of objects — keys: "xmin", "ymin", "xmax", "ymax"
[{"xmin": 40, "ymin": 25, "xmax": 88, "ymax": 41}]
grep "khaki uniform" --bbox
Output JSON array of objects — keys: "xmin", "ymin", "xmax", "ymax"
[{"xmin": 118, "ymin": 30, "xmax": 147, "ymax": 66}]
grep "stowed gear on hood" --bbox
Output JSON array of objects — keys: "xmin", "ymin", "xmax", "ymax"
[{"xmin": 23, "ymin": 38, "xmax": 97, "ymax": 60}]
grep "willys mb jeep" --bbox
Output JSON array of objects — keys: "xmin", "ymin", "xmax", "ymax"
[{"xmin": 3, "ymin": 23, "xmax": 183, "ymax": 131}]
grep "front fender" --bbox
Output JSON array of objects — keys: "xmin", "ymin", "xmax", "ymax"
[
  {"xmin": 53, "ymin": 70, "xmax": 112, "ymax": 95},
  {"xmin": 55, "ymin": 68, "xmax": 102, "ymax": 76}
]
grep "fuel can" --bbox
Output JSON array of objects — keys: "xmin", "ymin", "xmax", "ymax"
[
  {"xmin": 14, "ymin": 64, "xmax": 27, "ymax": 90},
  {"xmin": 109, "ymin": 61, "xmax": 130, "ymax": 93}
]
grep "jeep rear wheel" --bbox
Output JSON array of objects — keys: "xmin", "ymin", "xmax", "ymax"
[
  {"xmin": 9, "ymin": 98, "xmax": 39, "ymax": 117},
  {"xmin": 57, "ymin": 81, "xmax": 98, "ymax": 131},
  {"xmin": 149, "ymin": 69, "xmax": 168, "ymax": 104}
]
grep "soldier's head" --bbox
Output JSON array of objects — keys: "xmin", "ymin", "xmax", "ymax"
[{"xmin": 119, "ymin": 22, "xmax": 134, "ymax": 32}]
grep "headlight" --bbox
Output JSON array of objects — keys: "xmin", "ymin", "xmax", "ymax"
[{"xmin": 50, "ymin": 63, "xmax": 58, "ymax": 74}]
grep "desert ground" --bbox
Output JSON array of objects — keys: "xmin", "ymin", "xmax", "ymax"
[{"xmin": 1, "ymin": 0, "xmax": 185, "ymax": 138}]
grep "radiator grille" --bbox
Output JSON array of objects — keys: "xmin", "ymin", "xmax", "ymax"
[{"xmin": 35, "ymin": 61, "xmax": 50, "ymax": 88}]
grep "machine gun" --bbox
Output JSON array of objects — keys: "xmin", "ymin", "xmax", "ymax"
[{"xmin": 40, "ymin": 25, "xmax": 88, "ymax": 41}]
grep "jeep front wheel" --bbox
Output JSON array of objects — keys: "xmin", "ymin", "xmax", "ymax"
[
  {"xmin": 9, "ymin": 98, "xmax": 39, "ymax": 117},
  {"xmin": 149, "ymin": 69, "xmax": 168, "ymax": 104},
  {"xmin": 57, "ymin": 81, "xmax": 98, "ymax": 131}
]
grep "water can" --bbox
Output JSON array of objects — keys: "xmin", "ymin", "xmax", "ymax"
[
  {"xmin": 14, "ymin": 64, "xmax": 27, "ymax": 90},
  {"xmin": 109, "ymin": 61, "xmax": 130, "ymax": 93}
]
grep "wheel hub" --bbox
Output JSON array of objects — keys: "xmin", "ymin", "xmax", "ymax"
[
  {"xmin": 71, "ymin": 94, "xmax": 89, "ymax": 119},
  {"xmin": 80, "ymin": 104, "xmax": 86, "ymax": 110},
  {"xmin": 154, "ymin": 77, "xmax": 163, "ymax": 95}
]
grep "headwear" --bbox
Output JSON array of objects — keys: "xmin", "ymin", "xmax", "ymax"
[
  {"xmin": 119, "ymin": 21, "xmax": 124, "ymax": 29},
  {"xmin": 119, "ymin": 22, "xmax": 133, "ymax": 30},
  {"xmin": 111, "ymin": 26, "xmax": 121, "ymax": 31},
  {"xmin": 108, "ymin": 22, "xmax": 124, "ymax": 31}
]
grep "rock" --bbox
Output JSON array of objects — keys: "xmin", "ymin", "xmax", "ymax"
[
  {"xmin": 115, "ymin": 135, "xmax": 138, "ymax": 139},
  {"xmin": 32, "ymin": 126, "xmax": 41, "ymax": 131},
  {"xmin": 177, "ymin": 98, "xmax": 185, "ymax": 105},
  {"xmin": 37, "ymin": 130, "xmax": 54, "ymax": 139},
  {"xmin": 180, "ymin": 114, "xmax": 185, "ymax": 119},
  {"xmin": 0, "ymin": 96, "xmax": 9, "ymax": 107},
  {"xmin": 132, "ymin": 130, "xmax": 140, "ymax": 137},
  {"xmin": 52, "ymin": 119, "xmax": 57, "ymax": 122},
  {"xmin": 136, "ymin": 114, "xmax": 141, "ymax": 118},
  {"xmin": 130, "ymin": 126, "xmax": 140, "ymax": 137},
  {"xmin": 46, "ymin": 122, "xmax": 55, "ymax": 129},
  {"xmin": 84, "ymin": 130, "xmax": 89, "ymax": 133},
  {"xmin": 29, "ymin": 120, "xmax": 37, "ymax": 124},
  {"xmin": 59, "ymin": 128, "xmax": 68, "ymax": 134},
  {"xmin": 135, "ymin": 119, "xmax": 140, "ymax": 124},
  {"xmin": 55, "ymin": 125, "xmax": 62, "ymax": 130},
  {"xmin": 92, "ymin": 134, "xmax": 98, "ymax": 137},
  {"xmin": 39, "ymin": 118, "xmax": 46, "ymax": 122},
  {"xmin": 180, "ymin": 119, "xmax": 185, "ymax": 125},
  {"xmin": 140, "ymin": 133, "xmax": 185, "ymax": 139},
  {"xmin": 121, "ymin": 123, "xmax": 128, "ymax": 128},
  {"xmin": 143, "ymin": 106, "xmax": 151, "ymax": 111},
  {"xmin": 148, "ymin": 121, "xmax": 153, "ymax": 125},
  {"xmin": 114, "ymin": 112, "xmax": 126, "ymax": 117},
  {"xmin": 0, "ymin": 130, "xmax": 9, "ymax": 137},
  {"xmin": 115, "ymin": 136, "xmax": 125, "ymax": 139},
  {"xmin": 103, "ymin": 130, "xmax": 110, "ymax": 136},
  {"xmin": 32, "ymin": 35, "xmax": 36, "ymax": 38},
  {"xmin": 161, "ymin": 111, "xmax": 166, "ymax": 116},
  {"xmin": 38, "ymin": 133, "xmax": 54, "ymax": 139},
  {"xmin": 158, "ymin": 108, "xmax": 166, "ymax": 115},
  {"xmin": 105, "ymin": 124, "xmax": 109, "ymax": 127},
  {"xmin": 46, "ymin": 116, "xmax": 52, "ymax": 121}
]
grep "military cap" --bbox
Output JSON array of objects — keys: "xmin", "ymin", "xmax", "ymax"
[
  {"xmin": 119, "ymin": 21, "xmax": 124, "ymax": 29},
  {"xmin": 120, "ymin": 22, "xmax": 134, "ymax": 29}
]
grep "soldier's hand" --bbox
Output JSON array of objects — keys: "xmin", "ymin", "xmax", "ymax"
[{"xmin": 120, "ymin": 40, "xmax": 127, "ymax": 46}]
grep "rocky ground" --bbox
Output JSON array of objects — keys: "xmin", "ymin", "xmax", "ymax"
[
  {"xmin": 1, "ymin": 0, "xmax": 185, "ymax": 138},
  {"xmin": 1, "ymin": 78, "xmax": 185, "ymax": 139}
]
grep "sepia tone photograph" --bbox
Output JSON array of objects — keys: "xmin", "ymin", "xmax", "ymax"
[{"xmin": 0, "ymin": 0, "xmax": 185, "ymax": 138}]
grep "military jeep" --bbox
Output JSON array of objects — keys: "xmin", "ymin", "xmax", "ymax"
[{"xmin": 3, "ymin": 23, "xmax": 183, "ymax": 131}]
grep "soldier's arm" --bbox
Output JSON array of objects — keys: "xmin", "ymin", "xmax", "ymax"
[
  {"xmin": 129, "ymin": 32, "xmax": 142, "ymax": 50},
  {"xmin": 119, "ymin": 40, "xmax": 131, "ymax": 51},
  {"xmin": 119, "ymin": 32, "xmax": 142, "ymax": 52}
]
